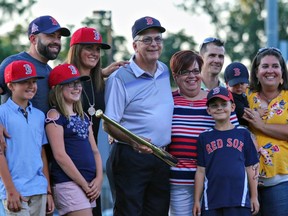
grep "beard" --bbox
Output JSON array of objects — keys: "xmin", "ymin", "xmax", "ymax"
[{"xmin": 37, "ymin": 38, "xmax": 61, "ymax": 60}]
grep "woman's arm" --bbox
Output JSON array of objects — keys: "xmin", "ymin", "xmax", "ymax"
[{"xmin": 243, "ymin": 108, "xmax": 288, "ymax": 141}]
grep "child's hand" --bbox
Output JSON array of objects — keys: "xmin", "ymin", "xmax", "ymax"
[
  {"xmin": 87, "ymin": 177, "xmax": 103, "ymax": 202},
  {"xmin": 193, "ymin": 201, "xmax": 201, "ymax": 216},
  {"xmin": 46, "ymin": 192, "xmax": 55, "ymax": 214},
  {"xmin": 250, "ymin": 196, "xmax": 260, "ymax": 215},
  {"xmin": 6, "ymin": 189, "xmax": 27, "ymax": 212}
]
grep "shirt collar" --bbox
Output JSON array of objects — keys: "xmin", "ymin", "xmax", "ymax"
[{"xmin": 129, "ymin": 55, "xmax": 165, "ymax": 78}]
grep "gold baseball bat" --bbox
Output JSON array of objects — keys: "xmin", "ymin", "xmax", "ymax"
[{"xmin": 95, "ymin": 110, "xmax": 178, "ymax": 167}]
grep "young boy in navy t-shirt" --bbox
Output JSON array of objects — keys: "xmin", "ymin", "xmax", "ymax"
[{"xmin": 193, "ymin": 86, "xmax": 259, "ymax": 216}]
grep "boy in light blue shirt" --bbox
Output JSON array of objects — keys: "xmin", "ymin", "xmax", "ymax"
[{"xmin": 0, "ymin": 60, "xmax": 54, "ymax": 215}]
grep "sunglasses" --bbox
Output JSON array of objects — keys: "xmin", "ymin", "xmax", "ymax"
[
  {"xmin": 257, "ymin": 47, "xmax": 282, "ymax": 55},
  {"xmin": 199, "ymin": 37, "xmax": 224, "ymax": 50}
]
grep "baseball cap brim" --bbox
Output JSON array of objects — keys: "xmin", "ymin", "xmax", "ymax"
[
  {"xmin": 11, "ymin": 75, "xmax": 45, "ymax": 83},
  {"xmin": 135, "ymin": 26, "xmax": 166, "ymax": 37},
  {"xmin": 60, "ymin": 75, "xmax": 90, "ymax": 85},
  {"xmin": 42, "ymin": 27, "xmax": 71, "ymax": 37},
  {"xmin": 206, "ymin": 95, "xmax": 232, "ymax": 105},
  {"xmin": 228, "ymin": 77, "xmax": 249, "ymax": 87},
  {"xmin": 78, "ymin": 42, "xmax": 111, "ymax": 50}
]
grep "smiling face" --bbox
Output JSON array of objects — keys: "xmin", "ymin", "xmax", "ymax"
[
  {"xmin": 207, "ymin": 98, "xmax": 235, "ymax": 122},
  {"xmin": 201, "ymin": 43, "xmax": 225, "ymax": 76},
  {"xmin": 256, "ymin": 55, "xmax": 282, "ymax": 89},
  {"xmin": 174, "ymin": 61, "xmax": 202, "ymax": 97},
  {"xmin": 80, "ymin": 44, "xmax": 101, "ymax": 70},
  {"xmin": 8, "ymin": 78, "xmax": 38, "ymax": 106},
  {"xmin": 62, "ymin": 80, "xmax": 83, "ymax": 104},
  {"xmin": 33, "ymin": 31, "xmax": 62, "ymax": 61},
  {"xmin": 133, "ymin": 28, "xmax": 163, "ymax": 63}
]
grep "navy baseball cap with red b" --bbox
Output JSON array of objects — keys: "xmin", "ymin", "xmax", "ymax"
[
  {"xmin": 48, "ymin": 64, "xmax": 90, "ymax": 88},
  {"xmin": 70, "ymin": 27, "xmax": 111, "ymax": 49},
  {"xmin": 224, "ymin": 62, "xmax": 249, "ymax": 87},
  {"xmin": 132, "ymin": 16, "xmax": 166, "ymax": 39},
  {"xmin": 4, "ymin": 60, "xmax": 44, "ymax": 83},
  {"xmin": 206, "ymin": 86, "xmax": 234, "ymax": 105},
  {"xmin": 28, "ymin": 15, "xmax": 70, "ymax": 37}
]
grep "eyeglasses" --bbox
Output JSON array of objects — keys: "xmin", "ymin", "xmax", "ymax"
[
  {"xmin": 136, "ymin": 36, "xmax": 163, "ymax": 45},
  {"xmin": 257, "ymin": 47, "xmax": 282, "ymax": 55},
  {"xmin": 199, "ymin": 37, "xmax": 224, "ymax": 50},
  {"xmin": 177, "ymin": 69, "xmax": 201, "ymax": 76},
  {"xmin": 65, "ymin": 81, "xmax": 82, "ymax": 89}
]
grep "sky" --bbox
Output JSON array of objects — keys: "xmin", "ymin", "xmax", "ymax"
[{"xmin": 1, "ymin": 0, "xmax": 215, "ymax": 51}]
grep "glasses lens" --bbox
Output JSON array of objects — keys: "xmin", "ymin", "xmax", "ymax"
[
  {"xmin": 139, "ymin": 36, "xmax": 163, "ymax": 45},
  {"xmin": 67, "ymin": 81, "xmax": 82, "ymax": 88},
  {"xmin": 178, "ymin": 69, "xmax": 201, "ymax": 76}
]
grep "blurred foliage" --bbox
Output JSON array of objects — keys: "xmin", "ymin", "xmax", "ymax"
[
  {"xmin": 176, "ymin": 0, "xmax": 288, "ymax": 65},
  {"xmin": 0, "ymin": 0, "xmax": 36, "ymax": 25},
  {"xmin": 0, "ymin": 0, "xmax": 36, "ymax": 62}
]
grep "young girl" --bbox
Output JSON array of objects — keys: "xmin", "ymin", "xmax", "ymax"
[{"xmin": 45, "ymin": 63, "xmax": 103, "ymax": 216}]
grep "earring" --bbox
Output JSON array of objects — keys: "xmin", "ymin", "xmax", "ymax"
[{"xmin": 280, "ymin": 78, "xmax": 283, "ymax": 85}]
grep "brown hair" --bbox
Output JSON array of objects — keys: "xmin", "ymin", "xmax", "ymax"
[{"xmin": 170, "ymin": 50, "xmax": 204, "ymax": 75}]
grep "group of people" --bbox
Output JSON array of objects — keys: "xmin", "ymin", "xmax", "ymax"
[{"xmin": 0, "ymin": 14, "xmax": 286, "ymax": 216}]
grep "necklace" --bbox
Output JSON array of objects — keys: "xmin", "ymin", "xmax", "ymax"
[
  {"xmin": 260, "ymin": 91, "xmax": 280, "ymax": 103},
  {"xmin": 82, "ymin": 78, "xmax": 96, "ymax": 117}
]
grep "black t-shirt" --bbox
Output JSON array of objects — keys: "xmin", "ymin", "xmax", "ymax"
[
  {"xmin": 232, "ymin": 92, "xmax": 249, "ymax": 127},
  {"xmin": 82, "ymin": 80, "xmax": 105, "ymax": 141}
]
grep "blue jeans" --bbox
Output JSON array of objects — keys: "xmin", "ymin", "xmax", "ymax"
[{"xmin": 257, "ymin": 181, "xmax": 288, "ymax": 216}]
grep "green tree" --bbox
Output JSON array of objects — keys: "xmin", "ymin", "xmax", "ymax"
[{"xmin": 177, "ymin": 0, "xmax": 288, "ymax": 64}]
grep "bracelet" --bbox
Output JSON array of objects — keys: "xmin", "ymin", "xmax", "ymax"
[{"xmin": 47, "ymin": 191, "xmax": 53, "ymax": 196}]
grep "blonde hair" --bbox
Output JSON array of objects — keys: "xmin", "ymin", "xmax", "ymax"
[
  {"xmin": 66, "ymin": 44, "xmax": 104, "ymax": 91},
  {"xmin": 48, "ymin": 85, "xmax": 85, "ymax": 120}
]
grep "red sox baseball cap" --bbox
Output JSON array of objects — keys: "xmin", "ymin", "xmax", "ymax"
[
  {"xmin": 70, "ymin": 27, "xmax": 111, "ymax": 49},
  {"xmin": 4, "ymin": 60, "xmax": 44, "ymax": 83},
  {"xmin": 28, "ymin": 15, "xmax": 70, "ymax": 37},
  {"xmin": 206, "ymin": 86, "xmax": 234, "ymax": 105},
  {"xmin": 224, "ymin": 62, "xmax": 249, "ymax": 87},
  {"xmin": 132, "ymin": 16, "xmax": 166, "ymax": 39},
  {"xmin": 48, "ymin": 63, "xmax": 90, "ymax": 88}
]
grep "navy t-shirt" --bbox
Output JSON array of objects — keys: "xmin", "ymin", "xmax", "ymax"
[
  {"xmin": 197, "ymin": 126, "xmax": 259, "ymax": 210},
  {"xmin": 47, "ymin": 114, "xmax": 96, "ymax": 184}
]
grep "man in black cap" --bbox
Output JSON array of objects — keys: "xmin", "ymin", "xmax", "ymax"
[{"xmin": 104, "ymin": 16, "xmax": 173, "ymax": 216}]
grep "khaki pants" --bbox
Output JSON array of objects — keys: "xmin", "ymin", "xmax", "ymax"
[{"xmin": 3, "ymin": 194, "xmax": 47, "ymax": 216}]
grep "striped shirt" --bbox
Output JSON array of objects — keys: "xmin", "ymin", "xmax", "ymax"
[{"xmin": 168, "ymin": 90, "xmax": 239, "ymax": 185}]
